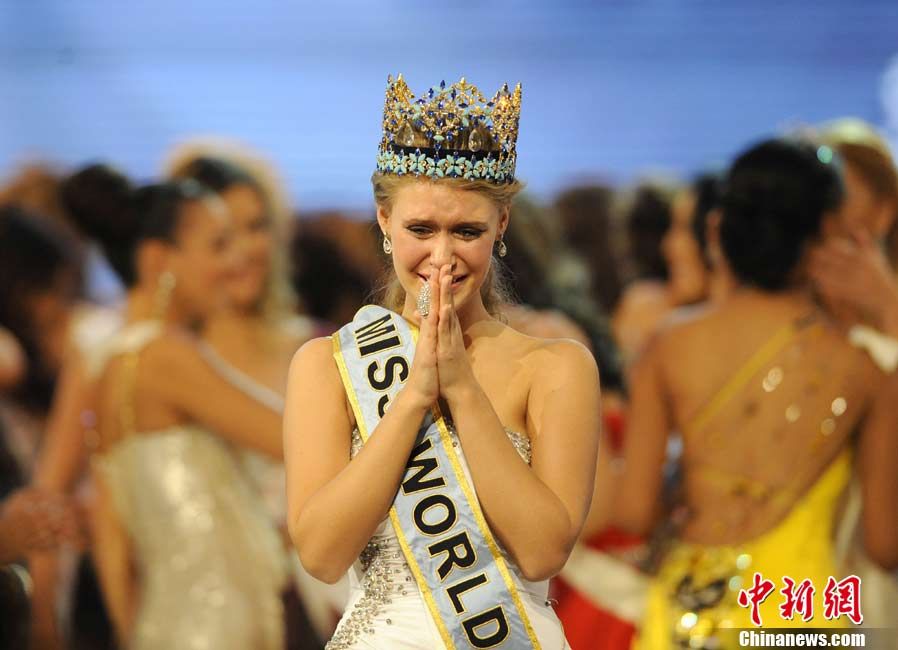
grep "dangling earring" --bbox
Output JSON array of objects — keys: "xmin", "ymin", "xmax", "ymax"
[
  {"xmin": 496, "ymin": 236, "xmax": 508, "ymax": 258},
  {"xmin": 153, "ymin": 270, "xmax": 176, "ymax": 320},
  {"xmin": 382, "ymin": 234, "xmax": 393, "ymax": 255}
]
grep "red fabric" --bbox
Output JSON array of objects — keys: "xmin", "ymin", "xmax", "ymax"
[
  {"xmin": 555, "ymin": 527, "xmax": 640, "ymax": 650},
  {"xmin": 555, "ymin": 407, "xmax": 639, "ymax": 650},
  {"xmin": 556, "ymin": 587, "xmax": 637, "ymax": 650},
  {"xmin": 603, "ymin": 408, "xmax": 626, "ymax": 452}
]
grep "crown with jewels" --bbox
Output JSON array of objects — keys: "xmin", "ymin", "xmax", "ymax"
[{"xmin": 375, "ymin": 74, "xmax": 522, "ymax": 185}]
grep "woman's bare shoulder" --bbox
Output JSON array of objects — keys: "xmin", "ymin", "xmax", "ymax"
[
  {"xmin": 646, "ymin": 301, "xmax": 729, "ymax": 359},
  {"xmin": 287, "ymin": 336, "xmax": 355, "ymax": 428},
  {"xmin": 498, "ymin": 323, "xmax": 598, "ymax": 380},
  {"xmin": 129, "ymin": 330, "xmax": 217, "ymax": 398},
  {"xmin": 503, "ymin": 304, "xmax": 592, "ymax": 348},
  {"xmin": 289, "ymin": 336, "xmax": 340, "ymax": 379}
]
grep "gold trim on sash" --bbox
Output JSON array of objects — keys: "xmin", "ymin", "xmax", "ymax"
[
  {"xmin": 407, "ymin": 325, "xmax": 542, "ymax": 648},
  {"xmin": 430, "ymin": 405, "xmax": 542, "ymax": 647},
  {"xmin": 332, "ymin": 332, "xmax": 457, "ymax": 648}
]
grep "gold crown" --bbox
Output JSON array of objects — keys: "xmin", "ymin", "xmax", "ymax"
[{"xmin": 376, "ymin": 74, "xmax": 522, "ymax": 184}]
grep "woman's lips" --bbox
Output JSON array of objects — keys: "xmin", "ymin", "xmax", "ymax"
[{"xmin": 416, "ymin": 273, "xmax": 468, "ymax": 288}]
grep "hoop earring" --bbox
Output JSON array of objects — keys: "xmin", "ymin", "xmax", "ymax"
[
  {"xmin": 154, "ymin": 271, "xmax": 176, "ymax": 320},
  {"xmin": 382, "ymin": 235, "xmax": 393, "ymax": 255},
  {"xmin": 496, "ymin": 237, "xmax": 508, "ymax": 258}
]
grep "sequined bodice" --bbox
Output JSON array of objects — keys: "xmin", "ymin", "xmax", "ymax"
[
  {"xmin": 94, "ymin": 426, "xmax": 288, "ymax": 649},
  {"xmin": 328, "ymin": 424, "xmax": 538, "ymax": 649}
]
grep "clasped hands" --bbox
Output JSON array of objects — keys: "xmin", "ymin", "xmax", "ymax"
[{"xmin": 404, "ymin": 264, "xmax": 479, "ymax": 410}]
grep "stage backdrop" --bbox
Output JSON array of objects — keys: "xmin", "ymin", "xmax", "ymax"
[{"xmin": 2, "ymin": 0, "xmax": 897, "ymax": 209}]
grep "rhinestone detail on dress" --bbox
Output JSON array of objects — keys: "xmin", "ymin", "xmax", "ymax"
[{"xmin": 326, "ymin": 423, "xmax": 531, "ymax": 649}]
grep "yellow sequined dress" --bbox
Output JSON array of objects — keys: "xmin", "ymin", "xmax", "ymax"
[
  {"xmin": 634, "ymin": 451, "xmax": 851, "ymax": 649},
  {"xmin": 633, "ymin": 315, "xmax": 875, "ymax": 649}
]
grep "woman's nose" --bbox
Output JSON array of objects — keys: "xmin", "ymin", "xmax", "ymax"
[{"xmin": 429, "ymin": 235, "xmax": 456, "ymax": 271}]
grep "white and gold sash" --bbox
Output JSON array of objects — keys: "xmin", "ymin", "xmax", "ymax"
[{"xmin": 333, "ymin": 305, "xmax": 541, "ymax": 649}]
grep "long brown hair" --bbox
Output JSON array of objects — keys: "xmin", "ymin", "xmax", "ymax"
[{"xmin": 371, "ymin": 173, "xmax": 522, "ymax": 316}]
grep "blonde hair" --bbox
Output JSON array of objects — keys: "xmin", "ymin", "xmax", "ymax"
[
  {"xmin": 819, "ymin": 119, "xmax": 898, "ymax": 211},
  {"xmin": 164, "ymin": 138, "xmax": 298, "ymax": 322},
  {"xmin": 819, "ymin": 118, "xmax": 898, "ymax": 264},
  {"xmin": 371, "ymin": 173, "xmax": 522, "ymax": 315}
]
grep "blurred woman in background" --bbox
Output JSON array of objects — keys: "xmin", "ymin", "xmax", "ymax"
[
  {"xmin": 615, "ymin": 138, "xmax": 898, "ymax": 648},
  {"xmin": 611, "ymin": 181, "xmax": 675, "ymax": 363},
  {"xmin": 169, "ymin": 150, "xmax": 333, "ymax": 646},
  {"xmin": 808, "ymin": 119, "xmax": 898, "ymax": 630},
  {"xmin": 0, "ymin": 209, "xmax": 84, "ymax": 650},
  {"xmin": 553, "ymin": 183, "xmax": 624, "ymax": 316},
  {"xmin": 28, "ymin": 163, "xmax": 139, "ymax": 650},
  {"xmin": 661, "ymin": 173, "xmax": 725, "ymax": 310},
  {"xmin": 811, "ymin": 119, "xmax": 898, "ymax": 341},
  {"xmin": 85, "ymin": 179, "xmax": 290, "ymax": 649}
]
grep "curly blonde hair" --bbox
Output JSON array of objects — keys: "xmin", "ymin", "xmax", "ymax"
[{"xmin": 371, "ymin": 173, "xmax": 522, "ymax": 315}]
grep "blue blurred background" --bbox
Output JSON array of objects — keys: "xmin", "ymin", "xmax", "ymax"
[{"xmin": 2, "ymin": 0, "xmax": 897, "ymax": 210}]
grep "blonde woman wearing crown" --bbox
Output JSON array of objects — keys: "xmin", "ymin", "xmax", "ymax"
[{"xmin": 284, "ymin": 76, "xmax": 600, "ymax": 649}]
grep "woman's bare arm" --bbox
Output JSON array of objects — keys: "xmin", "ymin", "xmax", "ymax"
[
  {"xmin": 34, "ymin": 353, "xmax": 95, "ymax": 491},
  {"xmin": 0, "ymin": 325, "xmax": 25, "ymax": 391},
  {"xmin": 28, "ymin": 351, "xmax": 97, "ymax": 650},
  {"xmin": 141, "ymin": 334, "xmax": 285, "ymax": 459},
  {"xmin": 89, "ymin": 466, "xmax": 137, "ymax": 647},
  {"xmin": 579, "ymin": 431, "xmax": 618, "ymax": 541},
  {"xmin": 857, "ymin": 370, "xmax": 898, "ymax": 570},
  {"xmin": 447, "ymin": 339, "xmax": 601, "ymax": 582},
  {"xmin": 610, "ymin": 337, "xmax": 671, "ymax": 536},
  {"xmin": 284, "ymin": 337, "xmax": 431, "ymax": 583}
]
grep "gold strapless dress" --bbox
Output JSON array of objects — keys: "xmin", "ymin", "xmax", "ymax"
[{"xmin": 94, "ymin": 427, "xmax": 288, "ymax": 649}]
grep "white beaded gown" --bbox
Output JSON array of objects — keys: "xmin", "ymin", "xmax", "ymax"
[
  {"xmin": 325, "ymin": 424, "xmax": 572, "ymax": 650},
  {"xmin": 91, "ymin": 323, "xmax": 289, "ymax": 650}
]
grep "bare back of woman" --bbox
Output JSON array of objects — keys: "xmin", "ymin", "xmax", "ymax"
[
  {"xmin": 615, "ymin": 138, "xmax": 898, "ymax": 649},
  {"xmin": 656, "ymin": 292, "xmax": 880, "ymax": 545}
]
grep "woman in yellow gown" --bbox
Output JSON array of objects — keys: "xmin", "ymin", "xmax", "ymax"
[{"xmin": 612, "ymin": 138, "xmax": 898, "ymax": 649}]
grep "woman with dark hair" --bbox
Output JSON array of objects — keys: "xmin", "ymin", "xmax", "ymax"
[
  {"xmin": 0, "ymin": 206, "xmax": 82, "ymax": 416},
  {"xmin": 554, "ymin": 183, "xmax": 623, "ymax": 315},
  {"xmin": 26, "ymin": 164, "xmax": 136, "ymax": 650},
  {"xmin": 613, "ymin": 138, "xmax": 898, "ymax": 648},
  {"xmin": 661, "ymin": 172, "xmax": 725, "ymax": 308},
  {"xmin": 500, "ymin": 195, "xmax": 602, "ymax": 356},
  {"xmin": 0, "ymin": 207, "xmax": 84, "ymax": 548},
  {"xmin": 66, "ymin": 177, "xmax": 292, "ymax": 649},
  {"xmin": 0, "ymin": 209, "xmax": 84, "ymax": 649},
  {"xmin": 611, "ymin": 181, "xmax": 676, "ymax": 363}
]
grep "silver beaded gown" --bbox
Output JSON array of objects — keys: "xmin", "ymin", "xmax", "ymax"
[
  {"xmin": 325, "ymin": 425, "xmax": 571, "ymax": 650},
  {"xmin": 92, "ymin": 322, "xmax": 289, "ymax": 650}
]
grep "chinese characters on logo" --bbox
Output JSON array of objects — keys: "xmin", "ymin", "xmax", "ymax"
[{"xmin": 737, "ymin": 573, "xmax": 862, "ymax": 626}]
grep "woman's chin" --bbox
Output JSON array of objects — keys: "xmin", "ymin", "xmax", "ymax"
[{"xmin": 226, "ymin": 285, "xmax": 264, "ymax": 310}]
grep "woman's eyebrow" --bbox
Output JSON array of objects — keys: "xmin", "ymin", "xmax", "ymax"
[{"xmin": 402, "ymin": 217, "xmax": 489, "ymax": 228}]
